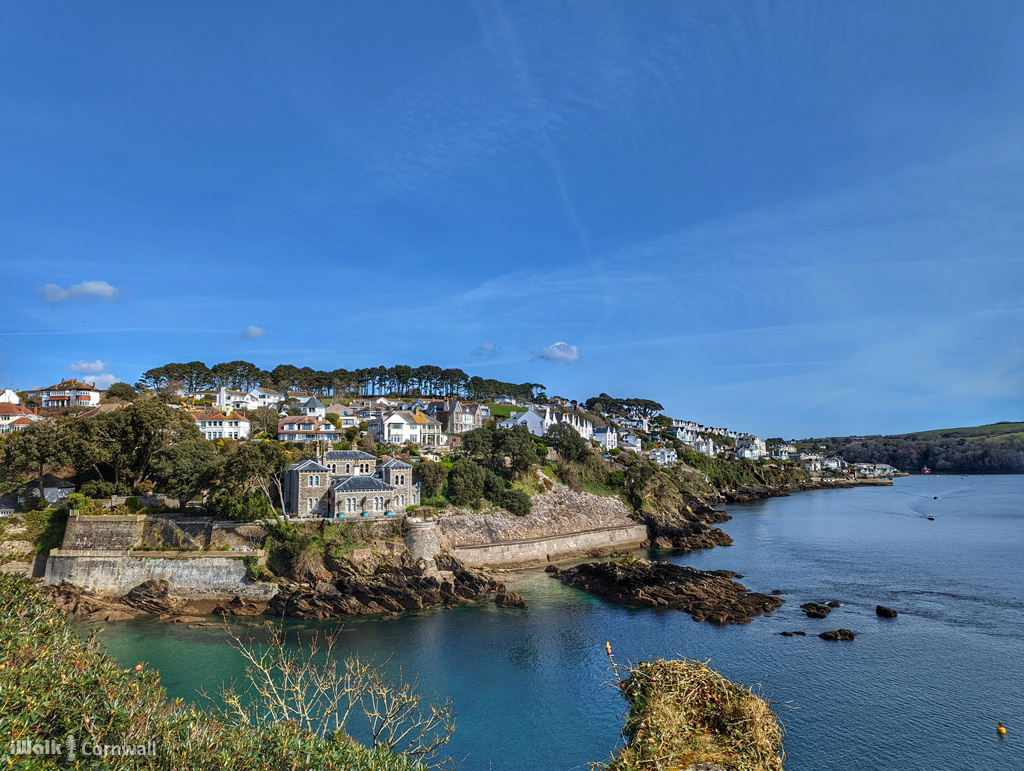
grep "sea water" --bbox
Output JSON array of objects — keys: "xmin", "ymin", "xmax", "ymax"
[{"xmin": 89, "ymin": 475, "xmax": 1023, "ymax": 770}]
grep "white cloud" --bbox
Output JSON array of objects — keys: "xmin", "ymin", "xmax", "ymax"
[
  {"xmin": 91, "ymin": 373, "xmax": 121, "ymax": 390},
  {"xmin": 68, "ymin": 359, "xmax": 109, "ymax": 375},
  {"xmin": 533, "ymin": 341, "xmax": 580, "ymax": 363},
  {"xmin": 37, "ymin": 280, "xmax": 120, "ymax": 305},
  {"xmin": 242, "ymin": 325, "xmax": 267, "ymax": 340},
  {"xmin": 472, "ymin": 342, "xmax": 499, "ymax": 357}
]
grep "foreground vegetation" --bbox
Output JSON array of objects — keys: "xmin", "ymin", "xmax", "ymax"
[
  {"xmin": 606, "ymin": 658, "xmax": 783, "ymax": 771},
  {"xmin": 0, "ymin": 573, "xmax": 450, "ymax": 770}
]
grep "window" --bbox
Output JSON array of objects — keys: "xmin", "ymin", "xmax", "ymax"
[
  {"xmin": 399, "ymin": 494, "xmax": 405, "ymax": 506},
  {"xmin": 307, "ymin": 497, "xmax": 314, "ymax": 513}
]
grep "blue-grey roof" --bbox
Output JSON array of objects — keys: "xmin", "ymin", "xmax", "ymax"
[
  {"xmin": 324, "ymin": 450, "xmax": 376, "ymax": 461},
  {"xmin": 378, "ymin": 459, "xmax": 413, "ymax": 469},
  {"xmin": 287, "ymin": 459, "xmax": 330, "ymax": 472},
  {"xmin": 0, "ymin": 493, "xmax": 17, "ymax": 510},
  {"xmin": 19, "ymin": 474, "xmax": 75, "ymax": 490},
  {"xmin": 332, "ymin": 475, "xmax": 394, "ymax": 492}
]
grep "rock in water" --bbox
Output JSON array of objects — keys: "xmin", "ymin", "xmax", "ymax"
[
  {"xmin": 819, "ymin": 629, "xmax": 856, "ymax": 641},
  {"xmin": 800, "ymin": 602, "xmax": 832, "ymax": 619},
  {"xmin": 121, "ymin": 579, "xmax": 181, "ymax": 614},
  {"xmin": 556, "ymin": 557, "xmax": 783, "ymax": 625},
  {"xmin": 494, "ymin": 591, "xmax": 528, "ymax": 608},
  {"xmin": 875, "ymin": 605, "xmax": 898, "ymax": 618}
]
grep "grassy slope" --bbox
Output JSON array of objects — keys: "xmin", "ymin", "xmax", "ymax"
[{"xmin": 901, "ymin": 421, "xmax": 1024, "ymax": 440}]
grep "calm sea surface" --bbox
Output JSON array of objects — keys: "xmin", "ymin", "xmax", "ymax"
[{"xmin": 88, "ymin": 475, "xmax": 1023, "ymax": 770}]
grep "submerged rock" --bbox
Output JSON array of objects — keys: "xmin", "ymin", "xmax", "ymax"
[
  {"xmin": 876, "ymin": 605, "xmax": 898, "ymax": 618},
  {"xmin": 819, "ymin": 628, "xmax": 856, "ymax": 641},
  {"xmin": 556, "ymin": 557, "xmax": 783, "ymax": 625},
  {"xmin": 800, "ymin": 602, "xmax": 832, "ymax": 619}
]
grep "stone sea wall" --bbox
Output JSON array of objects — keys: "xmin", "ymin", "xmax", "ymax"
[{"xmin": 44, "ymin": 550, "xmax": 274, "ymax": 600}]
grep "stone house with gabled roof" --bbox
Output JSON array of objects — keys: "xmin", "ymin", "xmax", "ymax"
[
  {"xmin": 282, "ymin": 454, "xmax": 419, "ymax": 519},
  {"xmin": 283, "ymin": 459, "xmax": 332, "ymax": 517}
]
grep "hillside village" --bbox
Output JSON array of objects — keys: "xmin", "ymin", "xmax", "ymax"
[{"xmin": 0, "ymin": 370, "xmax": 898, "ymax": 523}]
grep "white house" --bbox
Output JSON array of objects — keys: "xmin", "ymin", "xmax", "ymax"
[
  {"xmin": 553, "ymin": 410, "xmax": 593, "ymax": 441},
  {"xmin": 618, "ymin": 431, "xmax": 642, "ymax": 454},
  {"xmin": 499, "ymin": 408, "xmax": 553, "ymax": 437},
  {"xmin": 289, "ymin": 396, "xmax": 326, "ymax": 418},
  {"xmin": 494, "ymin": 395, "xmax": 517, "ymax": 406},
  {"xmin": 0, "ymin": 388, "xmax": 20, "ymax": 405},
  {"xmin": 39, "ymin": 379, "xmax": 101, "ymax": 408},
  {"xmin": 277, "ymin": 416, "xmax": 341, "ymax": 444},
  {"xmin": 593, "ymin": 426, "xmax": 618, "ymax": 451},
  {"xmin": 18, "ymin": 474, "xmax": 75, "ymax": 505},
  {"xmin": 216, "ymin": 386, "xmax": 285, "ymax": 411},
  {"xmin": 372, "ymin": 410, "xmax": 446, "ymax": 446},
  {"xmin": 0, "ymin": 403, "xmax": 44, "ymax": 435},
  {"xmin": 190, "ymin": 409, "xmax": 251, "ymax": 440},
  {"xmin": 648, "ymin": 447, "xmax": 678, "ymax": 467},
  {"xmin": 735, "ymin": 435, "xmax": 767, "ymax": 460},
  {"xmin": 769, "ymin": 443, "xmax": 798, "ymax": 461},
  {"xmin": 0, "ymin": 493, "xmax": 16, "ymax": 517},
  {"xmin": 690, "ymin": 437, "xmax": 717, "ymax": 457}
]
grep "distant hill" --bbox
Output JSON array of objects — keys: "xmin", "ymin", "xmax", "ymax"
[
  {"xmin": 806, "ymin": 421, "xmax": 1024, "ymax": 474},
  {"xmin": 899, "ymin": 422, "xmax": 1024, "ymax": 443}
]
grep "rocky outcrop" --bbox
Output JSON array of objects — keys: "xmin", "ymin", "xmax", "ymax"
[
  {"xmin": 876, "ymin": 605, "xmax": 898, "ymax": 618},
  {"xmin": 639, "ymin": 501, "xmax": 733, "ymax": 552},
  {"xmin": 556, "ymin": 557, "xmax": 783, "ymax": 624},
  {"xmin": 268, "ymin": 553, "xmax": 505, "ymax": 619},
  {"xmin": 494, "ymin": 591, "xmax": 527, "ymax": 608},
  {"xmin": 819, "ymin": 628, "xmax": 856, "ymax": 641}
]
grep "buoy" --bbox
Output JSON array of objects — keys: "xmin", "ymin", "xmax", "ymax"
[{"xmin": 998, "ymin": 722, "xmax": 1007, "ymax": 735}]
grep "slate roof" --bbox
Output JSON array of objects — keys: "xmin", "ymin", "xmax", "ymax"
[
  {"xmin": 287, "ymin": 460, "xmax": 330, "ymax": 473},
  {"xmin": 331, "ymin": 475, "xmax": 394, "ymax": 493},
  {"xmin": 323, "ymin": 450, "xmax": 376, "ymax": 461},
  {"xmin": 0, "ymin": 493, "xmax": 17, "ymax": 511},
  {"xmin": 19, "ymin": 474, "xmax": 75, "ymax": 491},
  {"xmin": 378, "ymin": 459, "xmax": 413, "ymax": 469}
]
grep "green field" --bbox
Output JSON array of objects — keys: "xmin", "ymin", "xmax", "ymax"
[
  {"xmin": 486, "ymin": 403, "xmax": 516, "ymax": 419},
  {"xmin": 901, "ymin": 421, "xmax": 1024, "ymax": 441}
]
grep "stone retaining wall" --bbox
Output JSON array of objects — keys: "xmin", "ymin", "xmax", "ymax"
[
  {"xmin": 43, "ymin": 549, "xmax": 274, "ymax": 600},
  {"xmin": 453, "ymin": 524, "xmax": 649, "ymax": 568}
]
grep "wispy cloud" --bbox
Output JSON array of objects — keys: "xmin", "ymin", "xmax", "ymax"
[
  {"xmin": 241, "ymin": 325, "xmax": 267, "ymax": 340},
  {"xmin": 533, "ymin": 341, "xmax": 580, "ymax": 363},
  {"xmin": 37, "ymin": 280, "xmax": 121, "ymax": 305},
  {"xmin": 472, "ymin": 341, "xmax": 499, "ymax": 357},
  {"xmin": 68, "ymin": 359, "xmax": 108, "ymax": 375}
]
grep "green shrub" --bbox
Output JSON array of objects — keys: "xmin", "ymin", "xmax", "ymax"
[{"xmin": 0, "ymin": 573, "xmax": 435, "ymax": 770}]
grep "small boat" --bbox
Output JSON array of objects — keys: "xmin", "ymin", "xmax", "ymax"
[{"xmin": 927, "ymin": 516, "xmax": 935, "ymax": 521}]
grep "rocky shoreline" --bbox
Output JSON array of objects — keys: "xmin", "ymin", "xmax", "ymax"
[
  {"xmin": 551, "ymin": 556, "xmax": 784, "ymax": 624},
  {"xmin": 43, "ymin": 552, "xmax": 515, "ymax": 624}
]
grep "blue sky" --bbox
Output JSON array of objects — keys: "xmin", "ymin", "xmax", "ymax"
[{"xmin": 2, "ymin": 1, "xmax": 1022, "ymax": 438}]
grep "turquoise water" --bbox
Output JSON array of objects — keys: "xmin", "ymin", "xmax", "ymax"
[{"xmin": 89, "ymin": 476, "xmax": 1023, "ymax": 770}]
